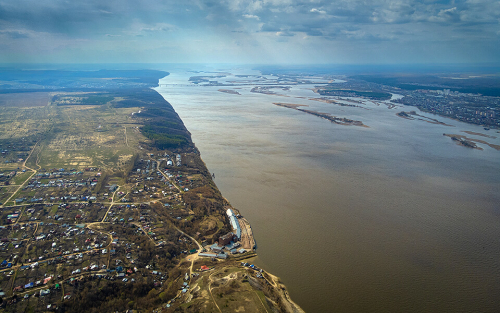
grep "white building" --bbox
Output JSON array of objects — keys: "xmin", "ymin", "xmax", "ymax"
[{"xmin": 226, "ymin": 208, "xmax": 241, "ymax": 239}]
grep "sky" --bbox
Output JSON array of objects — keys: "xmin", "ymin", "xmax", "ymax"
[{"xmin": 0, "ymin": 0, "xmax": 499, "ymax": 65}]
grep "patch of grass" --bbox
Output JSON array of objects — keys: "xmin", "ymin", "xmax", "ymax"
[
  {"xmin": 12, "ymin": 171, "xmax": 33, "ymax": 185},
  {"xmin": 254, "ymin": 290, "xmax": 272, "ymax": 311},
  {"xmin": 50, "ymin": 206, "xmax": 58, "ymax": 216}
]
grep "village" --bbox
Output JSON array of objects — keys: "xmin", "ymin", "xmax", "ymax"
[{"xmin": 0, "ymin": 141, "xmax": 262, "ymax": 312}]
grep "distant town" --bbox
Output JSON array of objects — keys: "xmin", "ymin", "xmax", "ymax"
[{"xmin": 392, "ymin": 89, "xmax": 500, "ymax": 128}]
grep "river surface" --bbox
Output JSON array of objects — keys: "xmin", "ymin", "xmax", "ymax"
[{"xmin": 156, "ymin": 66, "xmax": 500, "ymax": 313}]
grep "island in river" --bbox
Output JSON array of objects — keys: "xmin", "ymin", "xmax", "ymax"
[
  {"xmin": 274, "ymin": 102, "xmax": 368, "ymax": 127},
  {"xmin": 0, "ymin": 68, "xmax": 303, "ymax": 313},
  {"xmin": 218, "ymin": 89, "xmax": 241, "ymax": 95}
]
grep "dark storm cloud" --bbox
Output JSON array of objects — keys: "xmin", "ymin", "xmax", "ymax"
[
  {"xmin": 0, "ymin": 1, "xmax": 117, "ymax": 31},
  {"xmin": 0, "ymin": 0, "xmax": 498, "ymax": 63},
  {"xmin": 1, "ymin": 0, "xmax": 498, "ymax": 39}
]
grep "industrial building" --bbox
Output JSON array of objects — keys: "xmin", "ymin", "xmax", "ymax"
[{"xmin": 226, "ymin": 208, "xmax": 241, "ymax": 239}]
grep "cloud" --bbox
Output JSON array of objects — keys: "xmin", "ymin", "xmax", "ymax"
[
  {"xmin": 246, "ymin": 0, "xmax": 263, "ymax": 12},
  {"xmin": 303, "ymin": 29, "xmax": 324, "ymax": 36},
  {"xmin": 429, "ymin": 7, "xmax": 461, "ymax": 23},
  {"xmin": 310, "ymin": 8, "xmax": 326, "ymax": 14},
  {"xmin": 0, "ymin": 29, "xmax": 30, "ymax": 39},
  {"xmin": 140, "ymin": 23, "xmax": 177, "ymax": 33},
  {"xmin": 276, "ymin": 30, "xmax": 294, "ymax": 36},
  {"xmin": 0, "ymin": 0, "xmax": 499, "ymax": 64},
  {"xmin": 243, "ymin": 14, "xmax": 260, "ymax": 20}
]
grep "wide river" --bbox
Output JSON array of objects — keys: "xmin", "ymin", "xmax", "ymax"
[{"xmin": 156, "ymin": 66, "xmax": 500, "ymax": 313}]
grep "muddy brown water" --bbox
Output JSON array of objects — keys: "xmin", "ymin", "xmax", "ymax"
[{"xmin": 157, "ymin": 69, "xmax": 500, "ymax": 313}]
